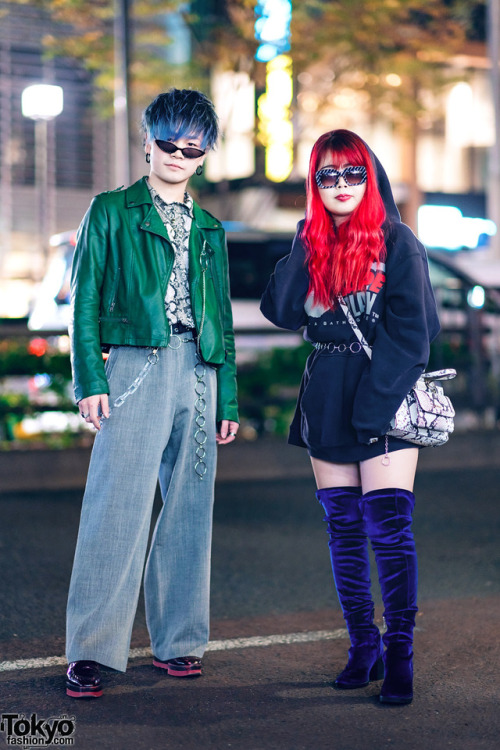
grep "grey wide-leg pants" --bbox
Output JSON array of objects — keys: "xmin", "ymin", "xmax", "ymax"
[{"xmin": 66, "ymin": 337, "xmax": 217, "ymax": 672}]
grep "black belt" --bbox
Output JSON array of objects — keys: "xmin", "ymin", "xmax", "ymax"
[{"xmin": 171, "ymin": 322, "xmax": 196, "ymax": 335}]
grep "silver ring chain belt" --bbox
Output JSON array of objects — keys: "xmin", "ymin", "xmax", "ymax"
[{"xmin": 313, "ymin": 341, "xmax": 364, "ymax": 354}]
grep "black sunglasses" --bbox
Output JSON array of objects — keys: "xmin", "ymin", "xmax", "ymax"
[
  {"xmin": 155, "ymin": 140, "xmax": 205, "ymax": 159},
  {"xmin": 315, "ymin": 166, "xmax": 367, "ymax": 189}
]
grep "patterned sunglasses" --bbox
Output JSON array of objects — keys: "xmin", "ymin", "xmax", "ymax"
[{"xmin": 315, "ymin": 166, "xmax": 367, "ymax": 189}]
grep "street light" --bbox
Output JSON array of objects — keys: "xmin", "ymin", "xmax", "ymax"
[{"xmin": 21, "ymin": 84, "xmax": 64, "ymax": 275}]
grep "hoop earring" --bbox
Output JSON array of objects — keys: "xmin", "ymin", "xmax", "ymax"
[
  {"xmin": 145, "ymin": 153, "xmax": 150, "ymax": 164},
  {"xmin": 196, "ymin": 165, "xmax": 203, "ymax": 176}
]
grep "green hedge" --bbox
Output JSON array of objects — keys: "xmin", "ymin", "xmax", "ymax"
[{"xmin": 0, "ymin": 338, "xmax": 76, "ymax": 446}]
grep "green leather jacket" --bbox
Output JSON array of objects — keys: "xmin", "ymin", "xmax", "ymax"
[{"xmin": 70, "ymin": 177, "xmax": 238, "ymax": 424}]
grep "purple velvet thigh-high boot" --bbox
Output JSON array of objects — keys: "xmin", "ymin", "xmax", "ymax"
[
  {"xmin": 316, "ymin": 486, "xmax": 384, "ymax": 689},
  {"xmin": 361, "ymin": 488, "xmax": 418, "ymax": 705}
]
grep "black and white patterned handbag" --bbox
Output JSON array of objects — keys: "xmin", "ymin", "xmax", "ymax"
[
  {"xmin": 337, "ymin": 296, "xmax": 456, "ymax": 447},
  {"xmin": 387, "ymin": 369, "xmax": 456, "ymax": 446}
]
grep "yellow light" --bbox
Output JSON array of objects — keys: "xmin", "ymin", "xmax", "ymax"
[
  {"xmin": 258, "ymin": 54, "xmax": 293, "ymax": 183},
  {"xmin": 267, "ymin": 120, "xmax": 293, "ymax": 141},
  {"xmin": 267, "ymin": 70, "xmax": 293, "ymax": 102},
  {"xmin": 266, "ymin": 143, "xmax": 293, "ymax": 182},
  {"xmin": 385, "ymin": 74, "xmax": 402, "ymax": 87}
]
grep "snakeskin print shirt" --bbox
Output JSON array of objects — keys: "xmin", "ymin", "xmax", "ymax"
[{"xmin": 147, "ymin": 180, "xmax": 195, "ymax": 328}]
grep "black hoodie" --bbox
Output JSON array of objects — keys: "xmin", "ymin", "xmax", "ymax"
[{"xmin": 260, "ymin": 142, "xmax": 440, "ymax": 453}]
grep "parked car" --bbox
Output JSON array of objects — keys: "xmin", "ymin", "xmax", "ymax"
[
  {"xmin": 26, "ymin": 227, "xmax": 304, "ymax": 358},
  {"xmin": 427, "ymin": 250, "xmax": 500, "ymax": 348},
  {"xmin": 426, "ymin": 251, "xmax": 500, "ymax": 413},
  {"xmin": 24, "ymin": 228, "xmax": 500, "ymax": 420},
  {"xmin": 28, "ymin": 227, "xmax": 500, "ymax": 337}
]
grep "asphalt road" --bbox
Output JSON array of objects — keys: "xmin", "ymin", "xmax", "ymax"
[{"xmin": 0, "ymin": 435, "xmax": 499, "ymax": 749}]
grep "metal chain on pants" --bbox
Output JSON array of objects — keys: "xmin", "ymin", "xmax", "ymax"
[
  {"xmin": 110, "ymin": 240, "xmax": 212, "ymax": 477},
  {"xmin": 112, "ymin": 348, "xmax": 159, "ymax": 408},
  {"xmin": 194, "ymin": 239, "xmax": 209, "ymax": 479},
  {"xmin": 194, "ymin": 360, "xmax": 208, "ymax": 479}
]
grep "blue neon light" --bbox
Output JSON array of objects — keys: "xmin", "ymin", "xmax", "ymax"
[{"xmin": 254, "ymin": 0, "xmax": 292, "ymax": 61}]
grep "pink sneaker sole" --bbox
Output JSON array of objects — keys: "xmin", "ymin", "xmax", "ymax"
[
  {"xmin": 153, "ymin": 658, "xmax": 202, "ymax": 677},
  {"xmin": 66, "ymin": 686, "xmax": 103, "ymax": 698}
]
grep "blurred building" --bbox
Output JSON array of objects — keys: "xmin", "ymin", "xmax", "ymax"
[
  {"xmin": 0, "ymin": 1, "xmax": 496, "ymax": 318},
  {"xmin": 201, "ymin": 6, "xmax": 495, "ymax": 249},
  {"xmin": 0, "ymin": 1, "xmax": 112, "ymax": 315},
  {"xmin": 291, "ymin": 46, "xmax": 494, "ymax": 232}
]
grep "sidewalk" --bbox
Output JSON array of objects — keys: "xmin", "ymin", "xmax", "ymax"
[{"xmin": 0, "ymin": 428, "xmax": 498, "ymax": 494}]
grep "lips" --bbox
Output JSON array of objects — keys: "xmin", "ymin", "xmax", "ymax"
[{"xmin": 335, "ymin": 195, "xmax": 352, "ymax": 202}]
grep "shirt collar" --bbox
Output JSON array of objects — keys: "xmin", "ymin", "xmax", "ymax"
[{"xmin": 146, "ymin": 180, "xmax": 193, "ymax": 218}]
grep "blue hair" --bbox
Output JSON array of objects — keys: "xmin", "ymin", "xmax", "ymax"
[{"xmin": 141, "ymin": 88, "xmax": 219, "ymax": 151}]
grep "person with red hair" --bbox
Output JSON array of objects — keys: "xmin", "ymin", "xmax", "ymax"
[{"xmin": 261, "ymin": 129, "xmax": 440, "ymax": 704}]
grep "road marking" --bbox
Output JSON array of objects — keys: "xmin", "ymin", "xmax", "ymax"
[{"xmin": 0, "ymin": 628, "xmax": 348, "ymax": 674}]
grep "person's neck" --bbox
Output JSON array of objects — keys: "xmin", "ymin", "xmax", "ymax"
[
  {"xmin": 148, "ymin": 173, "xmax": 187, "ymax": 204},
  {"xmin": 333, "ymin": 215, "xmax": 348, "ymax": 228}
]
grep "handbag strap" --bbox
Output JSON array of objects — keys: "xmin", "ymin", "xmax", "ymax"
[
  {"xmin": 337, "ymin": 296, "xmax": 457, "ymax": 383},
  {"xmin": 336, "ymin": 295, "xmax": 372, "ymax": 360}
]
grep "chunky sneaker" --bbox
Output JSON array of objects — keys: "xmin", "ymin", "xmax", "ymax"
[
  {"xmin": 66, "ymin": 660, "xmax": 103, "ymax": 698},
  {"xmin": 153, "ymin": 656, "xmax": 202, "ymax": 677}
]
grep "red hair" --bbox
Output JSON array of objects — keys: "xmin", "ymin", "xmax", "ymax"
[{"xmin": 302, "ymin": 130, "xmax": 386, "ymax": 309}]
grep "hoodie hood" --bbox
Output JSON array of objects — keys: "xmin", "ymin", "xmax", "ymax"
[{"xmin": 362, "ymin": 139, "xmax": 401, "ymax": 224}]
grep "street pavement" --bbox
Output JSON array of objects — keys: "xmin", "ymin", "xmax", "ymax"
[{"xmin": 0, "ymin": 431, "xmax": 499, "ymax": 749}]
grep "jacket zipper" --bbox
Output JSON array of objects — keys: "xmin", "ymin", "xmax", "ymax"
[
  {"xmin": 208, "ymin": 255, "xmax": 224, "ymax": 321},
  {"xmin": 109, "ymin": 267, "xmax": 121, "ymax": 313}
]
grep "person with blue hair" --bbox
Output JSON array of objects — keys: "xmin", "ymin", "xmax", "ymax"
[
  {"xmin": 65, "ymin": 89, "xmax": 239, "ymax": 698},
  {"xmin": 142, "ymin": 88, "xmax": 220, "ymax": 151}
]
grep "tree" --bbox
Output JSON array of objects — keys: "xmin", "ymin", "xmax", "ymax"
[
  {"xmin": 291, "ymin": 0, "xmax": 476, "ymax": 227},
  {"xmin": 9, "ymin": 0, "xmax": 486, "ymax": 224},
  {"xmin": 8, "ymin": 0, "xmax": 197, "ymax": 110},
  {"xmin": 197, "ymin": 0, "xmax": 484, "ymax": 227}
]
